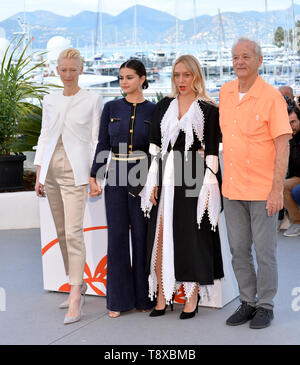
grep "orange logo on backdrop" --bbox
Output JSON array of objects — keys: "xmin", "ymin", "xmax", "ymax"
[
  {"xmin": 59, "ymin": 258, "xmax": 107, "ymax": 295},
  {"xmin": 42, "ymin": 225, "xmax": 185, "ymax": 302},
  {"xmin": 42, "ymin": 226, "xmax": 107, "ymax": 296}
]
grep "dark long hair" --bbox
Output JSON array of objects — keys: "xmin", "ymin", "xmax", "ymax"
[{"xmin": 119, "ymin": 59, "xmax": 149, "ymax": 89}]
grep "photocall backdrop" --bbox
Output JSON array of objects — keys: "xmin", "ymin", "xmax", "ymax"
[{"xmin": 39, "ymin": 192, "xmax": 239, "ymax": 308}]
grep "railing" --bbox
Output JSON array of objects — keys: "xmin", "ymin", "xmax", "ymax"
[
  {"xmin": 86, "ymin": 86, "xmax": 170, "ymax": 97},
  {"xmin": 47, "ymin": 85, "xmax": 300, "ymax": 102},
  {"xmin": 47, "ymin": 86, "xmax": 220, "ymax": 102}
]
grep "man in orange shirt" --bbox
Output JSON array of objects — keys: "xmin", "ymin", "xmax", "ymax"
[{"xmin": 219, "ymin": 38, "xmax": 291, "ymax": 329}]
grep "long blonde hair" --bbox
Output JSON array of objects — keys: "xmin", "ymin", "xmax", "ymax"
[{"xmin": 170, "ymin": 55, "xmax": 215, "ymax": 104}]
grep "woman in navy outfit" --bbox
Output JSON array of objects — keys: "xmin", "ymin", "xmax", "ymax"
[{"xmin": 90, "ymin": 60, "xmax": 156, "ymax": 318}]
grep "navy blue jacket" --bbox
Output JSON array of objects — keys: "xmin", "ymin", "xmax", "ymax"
[{"xmin": 91, "ymin": 98, "xmax": 156, "ymax": 178}]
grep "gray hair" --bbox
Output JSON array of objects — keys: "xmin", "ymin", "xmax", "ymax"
[{"xmin": 232, "ymin": 37, "xmax": 262, "ymax": 59}]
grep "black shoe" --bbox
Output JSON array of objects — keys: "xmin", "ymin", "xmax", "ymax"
[
  {"xmin": 180, "ymin": 294, "xmax": 200, "ymax": 320},
  {"xmin": 226, "ymin": 302, "xmax": 256, "ymax": 326},
  {"xmin": 149, "ymin": 303, "xmax": 173, "ymax": 317},
  {"xmin": 249, "ymin": 307, "xmax": 274, "ymax": 329}
]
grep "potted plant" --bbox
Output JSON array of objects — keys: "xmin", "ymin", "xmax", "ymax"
[
  {"xmin": 13, "ymin": 103, "xmax": 42, "ymax": 153},
  {"xmin": 0, "ymin": 36, "xmax": 48, "ymax": 191}
]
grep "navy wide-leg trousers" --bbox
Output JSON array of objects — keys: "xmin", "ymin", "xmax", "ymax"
[{"xmin": 104, "ymin": 185, "xmax": 154, "ymax": 312}]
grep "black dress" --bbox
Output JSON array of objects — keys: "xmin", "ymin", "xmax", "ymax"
[{"xmin": 142, "ymin": 97, "xmax": 224, "ymax": 302}]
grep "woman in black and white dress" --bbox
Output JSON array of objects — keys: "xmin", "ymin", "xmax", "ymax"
[{"xmin": 140, "ymin": 55, "xmax": 224, "ymax": 319}]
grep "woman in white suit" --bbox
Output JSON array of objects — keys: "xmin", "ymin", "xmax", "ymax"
[{"xmin": 34, "ymin": 48, "xmax": 103, "ymax": 324}]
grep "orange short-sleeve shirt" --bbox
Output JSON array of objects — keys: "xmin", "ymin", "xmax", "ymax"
[{"xmin": 219, "ymin": 75, "xmax": 292, "ymax": 200}]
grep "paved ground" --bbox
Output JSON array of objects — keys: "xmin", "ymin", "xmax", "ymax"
[{"xmin": 0, "ymin": 228, "xmax": 299, "ymax": 346}]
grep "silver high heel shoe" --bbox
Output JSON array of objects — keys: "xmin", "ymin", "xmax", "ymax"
[
  {"xmin": 63, "ymin": 302, "xmax": 83, "ymax": 325},
  {"xmin": 63, "ymin": 282, "xmax": 87, "ymax": 325},
  {"xmin": 59, "ymin": 281, "xmax": 87, "ymax": 309}
]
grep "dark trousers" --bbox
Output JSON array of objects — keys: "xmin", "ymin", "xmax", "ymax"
[{"xmin": 105, "ymin": 185, "xmax": 154, "ymax": 311}]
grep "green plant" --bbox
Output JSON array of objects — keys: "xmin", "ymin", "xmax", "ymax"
[
  {"xmin": 114, "ymin": 89, "xmax": 126, "ymax": 100},
  {"xmin": 0, "ymin": 36, "xmax": 48, "ymax": 155},
  {"xmin": 151, "ymin": 91, "xmax": 164, "ymax": 103},
  {"xmin": 12, "ymin": 103, "xmax": 42, "ymax": 152}
]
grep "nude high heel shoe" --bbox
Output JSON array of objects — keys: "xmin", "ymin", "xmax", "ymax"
[
  {"xmin": 59, "ymin": 281, "xmax": 87, "ymax": 309},
  {"xmin": 63, "ymin": 282, "xmax": 87, "ymax": 325},
  {"xmin": 64, "ymin": 303, "xmax": 83, "ymax": 325},
  {"xmin": 108, "ymin": 311, "xmax": 121, "ymax": 318}
]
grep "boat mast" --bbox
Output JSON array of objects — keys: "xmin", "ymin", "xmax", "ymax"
[
  {"xmin": 91, "ymin": 31, "xmax": 95, "ymax": 56},
  {"xmin": 291, "ymin": 0, "xmax": 296, "ymax": 84},
  {"xmin": 284, "ymin": 11, "xmax": 291, "ymax": 82},
  {"xmin": 175, "ymin": 0, "xmax": 179, "ymax": 55},
  {"xmin": 95, "ymin": 0, "xmax": 103, "ymax": 54},
  {"xmin": 265, "ymin": 0, "xmax": 268, "ymax": 42},
  {"xmin": 133, "ymin": 1, "xmax": 137, "ymax": 49},
  {"xmin": 218, "ymin": 9, "xmax": 224, "ymax": 82},
  {"xmin": 14, "ymin": 0, "xmax": 31, "ymax": 51},
  {"xmin": 100, "ymin": 0, "xmax": 103, "ymax": 51},
  {"xmin": 193, "ymin": 0, "xmax": 197, "ymax": 44}
]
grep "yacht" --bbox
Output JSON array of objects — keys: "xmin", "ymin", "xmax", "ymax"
[
  {"xmin": 149, "ymin": 50, "xmax": 167, "ymax": 63},
  {"xmin": 42, "ymin": 74, "xmax": 117, "ymax": 88}
]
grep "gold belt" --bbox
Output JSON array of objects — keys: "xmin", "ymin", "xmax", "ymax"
[{"xmin": 112, "ymin": 153, "xmax": 147, "ymax": 161}]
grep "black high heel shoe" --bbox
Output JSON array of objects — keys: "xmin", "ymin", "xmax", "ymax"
[
  {"xmin": 149, "ymin": 302, "xmax": 174, "ymax": 317},
  {"xmin": 150, "ymin": 293, "xmax": 175, "ymax": 317},
  {"xmin": 179, "ymin": 294, "xmax": 200, "ymax": 320}
]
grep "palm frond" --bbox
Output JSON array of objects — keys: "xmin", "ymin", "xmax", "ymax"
[{"xmin": 0, "ymin": 35, "xmax": 49, "ymax": 155}]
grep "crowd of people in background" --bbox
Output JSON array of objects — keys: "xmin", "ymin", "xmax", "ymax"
[{"xmin": 278, "ymin": 86, "xmax": 300, "ymax": 237}]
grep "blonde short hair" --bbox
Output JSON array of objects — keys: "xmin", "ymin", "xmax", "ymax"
[
  {"xmin": 57, "ymin": 48, "xmax": 84, "ymax": 69},
  {"xmin": 170, "ymin": 54, "xmax": 215, "ymax": 104}
]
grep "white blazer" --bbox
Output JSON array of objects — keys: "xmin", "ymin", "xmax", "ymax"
[{"xmin": 34, "ymin": 89, "xmax": 103, "ymax": 186}]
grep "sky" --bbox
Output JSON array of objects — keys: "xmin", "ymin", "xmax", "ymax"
[{"xmin": 0, "ymin": 0, "xmax": 298, "ymax": 22}]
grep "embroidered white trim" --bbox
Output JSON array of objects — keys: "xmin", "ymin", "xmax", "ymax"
[
  {"xmin": 148, "ymin": 222, "xmax": 160, "ymax": 301},
  {"xmin": 197, "ymin": 154, "xmax": 221, "ymax": 231},
  {"xmin": 183, "ymin": 282, "xmax": 197, "ymax": 302},
  {"xmin": 148, "ymin": 189, "xmax": 163, "ymax": 302},
  {"xmin": 161, "ymin": 98, "xmax": 205, "ymax": 161},
  {"xmin": 161, "ymin": 177, "xmax": 176, "ymax": 303},
  {"xmin": 174, "ymin": 282, "xmax": 213, "ymax": 302},
  {"xmin": 197, "ymin": 183, "xmax": 221, "ymax": 231},
  {"xmin": 148, "ymin": 152, "xmax": 177, "ymax": 305},
  {"xmin": 149, "ymin": 143, "xmax": 160, "ymax": 156},
  {"xmin": 140, "ymin": 143, "xmax": 160, "ymax": 217}
]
